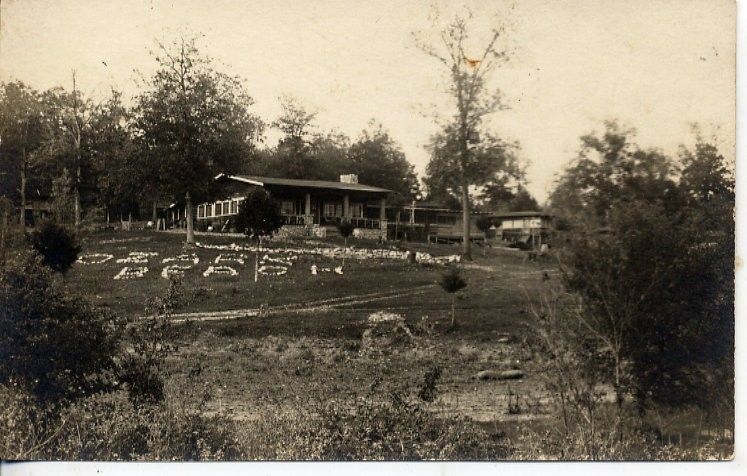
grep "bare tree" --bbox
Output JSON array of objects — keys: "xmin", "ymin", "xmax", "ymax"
[{"xmin": 415, "ymin": 11, "xmax": 511, "ymax": 260}]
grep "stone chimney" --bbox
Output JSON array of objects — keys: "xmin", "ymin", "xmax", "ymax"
[{"xmin": 340, "ymin": 174, "xmax": 358, "ymax": 184}]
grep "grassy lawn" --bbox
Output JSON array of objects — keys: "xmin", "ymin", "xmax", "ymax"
[
  {"xmin": 65, "ymin": 230, "xmax": 561, "ymax": 437},
  {"xmin": 46, "ymin": 229, "xmax": 731, "ymax": 458}
]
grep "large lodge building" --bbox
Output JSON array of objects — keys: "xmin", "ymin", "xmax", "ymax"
[{"xmin": 192, "ymin": 173, "xmax": 551, "ymax": 245}]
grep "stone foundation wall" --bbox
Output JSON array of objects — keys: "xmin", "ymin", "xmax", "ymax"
[
  {"xmin": 353, "ymin": 227, "xmax": 384, "ymax": 241},
  {"xmin": 273, "ymin": 224, "xmax": 327, "ymax": 240}
]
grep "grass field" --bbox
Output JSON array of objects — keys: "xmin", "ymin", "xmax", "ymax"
[
  {"xmin": 45, "ymin": 229, "xmax": 732, "ymax": 458},
  {"xmin": 66, "ymin": 230, "xmax": 554, "ymax": 430}
]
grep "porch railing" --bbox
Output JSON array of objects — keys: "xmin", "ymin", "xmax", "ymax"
[{"xmin": 281, "ymin": 214, "xmax": 308, "ymax": 226}]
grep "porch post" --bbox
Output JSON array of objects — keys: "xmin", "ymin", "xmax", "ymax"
[
  {"xmin": 379, "ymin": 197, "xmax": 388, "ymax": 241},
  {"xmin": 343, "ymin": 194, "xmax": 350, "ymax": 221},
  {"xmin": 304, "ymin": 193, "xmax": 312, "ymax": 225}
]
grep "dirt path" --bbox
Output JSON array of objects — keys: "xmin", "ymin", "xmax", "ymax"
[{"xmin": 161, "ymin": 283, "xmax": 438, "ymax": 323}]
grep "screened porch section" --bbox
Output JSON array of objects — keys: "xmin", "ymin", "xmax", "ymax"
[
  {"xmin": 198, "ymin": 174, "xmax": 392, "ymax": 232},
  {"xmin": 277, "ymin": 197, "xmax": 383, "ymax": 229}
]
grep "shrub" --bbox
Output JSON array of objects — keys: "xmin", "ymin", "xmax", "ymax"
[
  {"xmin": 440, "ymin": 266, "xmax": 467, "ymax": 327},
  {"xmin": 417, "ymin": 366, "xmax": 442, "ymax": 403},
  {"xmin": 337, "ymin": 221, "xmax": 354, "ymax": 245},
  {"xmin": 560, "ymin": 199, "xmax": 734, "ymax": 412},
  {"xmin": 0, "ymin": 386, "xmax": 245, "ymax": 461},
  {"xmin": 282, "ymin": 393, "xmax": 507, "ymax": 460},
  {"xmin": 0, "ymin": 251, "xmax": 121, "ymax": 405},
  {"xmin": 27, "ymin": 220, "xmax": 81, "ymax": 273},
  {"xmin": 524, "ymin": 289, "xmax": 627, "ymax": 459},
  {"xmin": 117, "ymin": 278, "xmax": 182, "ymax": 406},
  {"xmin": 234, "ymin": 189, "xmax": 283, "ymax": 241}
]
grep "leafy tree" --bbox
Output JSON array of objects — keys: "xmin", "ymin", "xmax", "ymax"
[
  {"xmin": 440, "ymin": 266, "xmax": 467, "ymax": 327},
  {"xmin": 270, "ymin": 96, "xmax": 318, "ymax": 179},
  {"xmin": 548, "ymin": 121, "xmax": 678, "ymax": 230},
  {"xmin": 475, "ymin": 215, "xmax": 495, "ymax": 236},
  {"xmin": 348, "ymin": 123, "xmax": 419, "ymax": 202},
  {"xmin": 0, "ymin": 81, "xmax": 45, "ymax": 226},
  {"xmin": 28, "ymin": 220, "xmax": 81, "ymax": 274},
  {"xmin": 87, "ymin": 91, "xmax": 142, "ymax": 221},
  {"xmin": 50, "ymin": 168, "xmax": 76, "ymax": 223},
  {"xmin": 416, "ymin": 11, "xmax": 514, "ymax": 260},
  {"xmin": 480, "ymin": 184, "xmax": 540, "ymax": 212},
  {"xmin": 133, "ymin": 35, "xmax": 263, "ymax": 244},
  {"xmin": 234, "ymin": 189, "xmax": 283, "ymax": 241},
  {"xmin": 241, "ymin": 130, "xmax": 350, "ymax": 182},
  {"xmin": 37, "ymin": 74, "xmax": 97, "ymax": 228},
  {"xmin": 0, "ymin": 251, "xmax": 121, "ymax": 404},
  {"xmin": 425, "ymin": 126, "xmax": 522, "ymax": 213},
  {"xmin": 554, "ymin": 135, "xmax": 734, "ymax": 414},
  {"xmin": 308, "ymin": 131, "xmax": 350, "ymax": 180}
]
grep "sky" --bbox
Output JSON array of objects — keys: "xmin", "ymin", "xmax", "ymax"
[{"xmin": 0, "ymin": 0, "xmax": 735, "ymax": 202}]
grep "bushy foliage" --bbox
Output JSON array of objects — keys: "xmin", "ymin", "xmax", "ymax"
[
  {"xmin": 0, "ymin": 251, "xmax": 120, "ymax": 405},
  {"xmin": 440, "ymin": 266, "xmax": 467, "ymax": 327},
  {"xmin": 337, "ymin": 221, "xmax": 354, "ymax": 240},
  {"xmin": 523, "ymin": 289, "xmax": 734, "ymax": 460},
  {"xmin": 261, "ymin": 392, "xmax": 507, "ymax": 460},
  {"xmin": 417, "ymin": 366, "xmax": 442, "ymax": 403},
  {"xmin": 440, "ymin": 266, "xmax": 467, "ymax": 294},
  {"xmin": 0, "ymin": 386, "xmax": 244, "ymax": 461},
  {"xmin": 117, "ymin": 278, "xmax": 182, "ymax": 405},
  {"xmin": 475, "ymin": 215, "xmax": 495, "ymax": 234},
  {"xmin": 27, "ymin": 220, "xmax": 81, "ymax": 273},
  {"xmin": 510, "ymin": 420, "xmax": 729, "ymax": 461},
  {"xmin": 547, "ymin": 131, "xmax": 734, "ymax": 415},
  {"xmin": 234, "ymin": 189, "xmax": 283, "ymax": 241},
  {"xmin": 561, "ymin": 200, "xmax": 733, "ymax": 410}
]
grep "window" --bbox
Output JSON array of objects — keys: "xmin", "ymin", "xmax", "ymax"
[
  {"xmin": 231, "ymin": 200, "xmax": 238, "ymax": 214},
  {"xmin": 280, "ymin": 200, "xmax": 295, "ymax": 216},
  {"xmin": 197, "ymin": 205, "xmax": 205, "ymax": 219},
  {"xmin": 351, "ymin": 203, "xmax": 364, "ymax": 218},
  {"xmin": 323, "ymin": 202, "xmax": 341, "ymax": 217}
]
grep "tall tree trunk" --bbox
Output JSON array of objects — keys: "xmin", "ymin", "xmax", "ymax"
[
  {"xmin": 74, "ymin": 161, "xmax": 81, "ymax": 228},
  {"xmin": 451, "ymin": 293, "xmax": 456, "ymax": 327},
  {"xmin": 185, "ymin": 192, "xmax": 195, "ymax": 244},
  {"xmin": 1, "ymin": 208, "xmax": 8, "ymax": 261},
  {"xmin": 461, "ymin": 184, "xmax": 472, "ymax": 260},
  {"xmin": 152, "ymin": 201, "xmax": 158, "ymax": 223},
  {"xmin": 72, "ymin": 71, "xmax": 83, "ymax": 229},
  {"xmin": 19, "ymin": 148, "xmax": 27, "ymax": 228}
]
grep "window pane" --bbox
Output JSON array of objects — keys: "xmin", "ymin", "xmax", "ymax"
[{"xmin": 281, "ymin": 201, "xmax": 295, "ymax": 216}]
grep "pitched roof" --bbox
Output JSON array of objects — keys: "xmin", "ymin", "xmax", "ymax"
[
  {"xmin": 490, "ymin": 210, "xmax": 553, "ymax": 219},
  {"xmin": 217, "ymin": 174, "xmax": 392, "ymax": 194}
]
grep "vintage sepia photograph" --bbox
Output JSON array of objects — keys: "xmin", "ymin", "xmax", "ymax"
[{"xmin": 0, "ymin": 0, "xmax": 737, "ymax": 464}]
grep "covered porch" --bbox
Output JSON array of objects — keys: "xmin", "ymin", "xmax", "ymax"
[{"xmin": 200, "ymin": 174, "xmax": 391, "ymax": 235}]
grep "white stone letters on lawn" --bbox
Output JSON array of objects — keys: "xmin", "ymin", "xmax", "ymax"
[
  {"xmin": 195, "ymin": 241, "xmax": 460, "ymax": 265},
  {"xmin": 310, "ymin": 264, "xmax": 343, "ymax": 275},
  {"xmin": 162, "ymin": 254, "xmax": 199, "ymax": 265},
  {"xmin": 116, "ymin": 251, "xmax": 159, "ymax": 264},
  {"xmin": 215, "ymin": 253, "xmax": 247, "ymax": 265},
  {"xmin": 203, "ymin": 266, "xmax": 239, "ymax": 277},
  {"xmin": 81, "ymin": 240, "xmax": 458, "ymax": 282},
  {"xmin": 114, "ymin": 266, "xmax": 148, "ymax": 280},
  {"xmin": 77, "ymin": 253, "xmax": 114, "ymax": 265},
  {"xmin": 162, "ymin": 264, "xmax": 193, "ymax": 279},
  {"xmin": 257, "ymin": 252, "xmax": 297, "ymax": 276}
]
